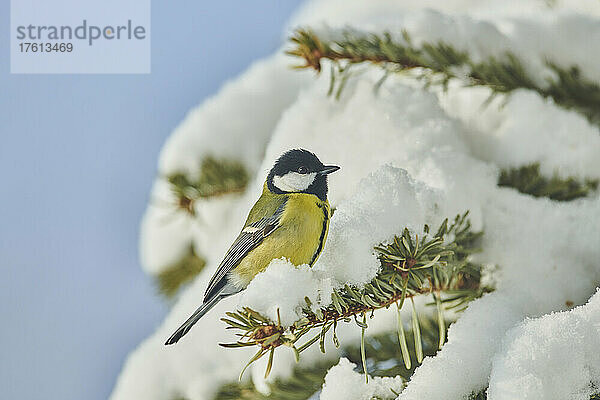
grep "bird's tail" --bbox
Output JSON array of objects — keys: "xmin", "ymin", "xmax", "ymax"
[{"xmin": 164, "ymin": 295, "xmax": 222, "ymax": 345}]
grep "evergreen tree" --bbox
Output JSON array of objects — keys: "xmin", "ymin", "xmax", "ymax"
[{"xmin": 111, "ymin": 3, "xmax": 600, "ymax": 400}]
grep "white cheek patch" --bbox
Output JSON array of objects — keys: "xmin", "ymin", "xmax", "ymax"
[{"xmin": 273, "ymin": 172, "xmax": 317, "ymax": 192}]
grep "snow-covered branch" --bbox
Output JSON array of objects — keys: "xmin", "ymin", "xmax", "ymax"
[
  {"xmin": 288, "ymin": 27, "xmax": 600, "ymax": 124},
  {"xmin": 221, "ymin": 213, "xmax": 486, "ymax": 379}
]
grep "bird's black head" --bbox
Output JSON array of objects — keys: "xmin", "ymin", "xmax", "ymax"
[{"xmin": 267, "ymin": 149, "xmax": 340, "ymax": 201}]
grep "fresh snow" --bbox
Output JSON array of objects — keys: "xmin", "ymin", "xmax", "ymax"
[
  {"xmin": 113, "ymin": 1, "xmax": 600, "ymax": 399},
  {"xmin": 320, "ymin": 358, "xmax": 404, "ymax": 400},
  {"xmin": 487, "ymin": 289, "xmax": 600, "ymax": 400}
]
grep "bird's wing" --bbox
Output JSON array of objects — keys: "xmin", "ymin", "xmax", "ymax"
[{"xmin": 203, "ymin": 197, "xmax": 287, "ymax": 301}]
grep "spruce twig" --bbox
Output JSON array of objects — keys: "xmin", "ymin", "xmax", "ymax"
[
  {"xmin": 498, "ymin": 163, "xmax": 598, "ymax": 201},
  {"xmin": 165, "ymin": 155, "xmax": 249, "ymax": 216},
  {"xmin": 220, "ymin": 213, "xmax": 490, "ymax": 378},
  {"xmin": 287, "ymin": 29, "xmax": 600, "ymax": 124},
  {"xmin": 215, "ymin": 317, "xmax": 446, "ymax": 400}
]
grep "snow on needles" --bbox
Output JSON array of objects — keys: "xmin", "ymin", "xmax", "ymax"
[
  {"xmin": 114, "ymin": 1, "xmax": 600, "ymax": 400},
  {"xmin": 293, "ymin": 0, "xmax": 600, "ymax": 85}
]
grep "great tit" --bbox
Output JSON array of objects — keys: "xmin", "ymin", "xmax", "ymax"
[{"xmin": 165, "ymin": 149, "xmax": 339, "ymax": 345}]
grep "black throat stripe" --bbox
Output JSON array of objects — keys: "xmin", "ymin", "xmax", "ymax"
[{"xmin": 309, "ymin": 203, "xmax": 329, "ymax": 266}]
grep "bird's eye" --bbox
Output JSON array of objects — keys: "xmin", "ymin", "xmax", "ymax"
[{"xmin": 297, "ymin": 166, "xmax": 308, "ymax": 174}]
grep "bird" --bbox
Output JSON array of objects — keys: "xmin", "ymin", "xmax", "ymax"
[{"xmin": 165, "ymin": 149, "xmax": 339, "ymax": 345}]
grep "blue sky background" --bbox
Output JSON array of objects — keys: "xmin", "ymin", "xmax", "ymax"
[{"xmin": 0, "ymin": 1, "xmax": 303, "ymax": 399}]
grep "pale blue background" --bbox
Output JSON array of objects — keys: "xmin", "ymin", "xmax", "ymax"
[{"xmin": 0, "ymin": 1, "xmax": 302, "ymax": 399}]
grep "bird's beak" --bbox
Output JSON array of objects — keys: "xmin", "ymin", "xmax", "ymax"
[{"xmin": 319, "ymin": 165, "xmax": 340, "ymax": 175}]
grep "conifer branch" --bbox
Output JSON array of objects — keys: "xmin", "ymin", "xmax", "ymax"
[
  {"xmin": 498, "ymin": 163, "xmax": 598, "ymax": 201},
  {"xmin": 166, "ymin": 156, "xmax": 250, "ymax": 216},
  {"xmin": 215, "ymin": 317, "xmax": 445, "ymax": 400},
  {"xmin": 220, "ymin": 213, "xmax": 489, "ymax": 379},
  {"xmin": 287, "ymin": 29, "xmax": 600, "ymax": 123}
]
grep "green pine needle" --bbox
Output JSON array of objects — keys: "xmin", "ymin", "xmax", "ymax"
[
  {"xmin": 396, "ymin": 302, "xmax": 411, "ymax": 370},
  {"xmin": 410, "ymin": 297, "xmax": 423, "ymax": 363},
  {"xmin": 434, "ymin": 292, "xmax": 446, "ymax": 349},
  {"xmin": 360, "ymin": 313, "xmax": 369, "ymax": 383}
]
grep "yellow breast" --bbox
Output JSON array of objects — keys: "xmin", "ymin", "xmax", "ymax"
[{"xmin": 232, "ymin": 193, "xmax": 330, "ymax": 287}]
